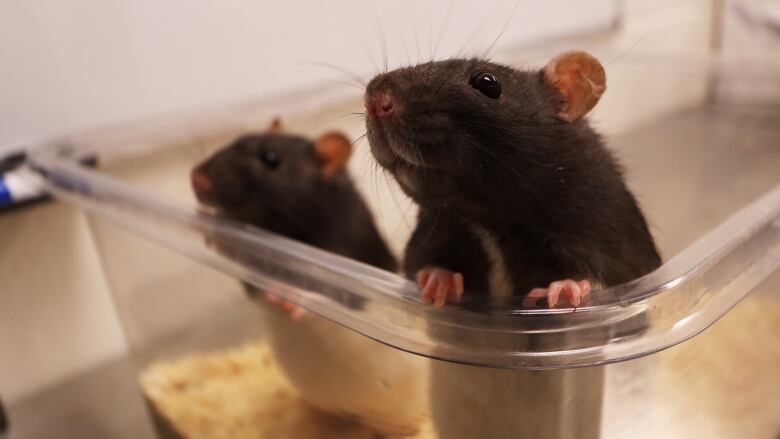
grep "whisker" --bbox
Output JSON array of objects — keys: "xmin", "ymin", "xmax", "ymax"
[
  {"xmin": 399, "ymin": 33, "xmax": 412, "ymax": 67},
  {"xmin": 480, "ymin": 0, "xmax": 521, "ymax": 59},
  {"xmin": 317, "ymin": 0, "xmax": 380, "ymax": 73},
  {"xmin": 432, "ymin": 69, "xmax": 449, "ymax": 97},
  {"xmin": 384, "ymin": 173, "xmax": 413, "ymax": 233},
  {"xmin": 360, "ymin": 142, "xmax": 378, "ymax": 181},
  {"xmin": 409, "ymin": 17, "xmax": 423, "ymax": 64},
  {"xmin": 369, "ymin": 5, "xmax": 389, "ymax": 72},
  {"xmin": 319, "ymin": 111, "xmax": 366, "ymax": 125},
  {"xmin": 352, "ymin": 132, "xmax": 368, "ymax": 148},
  {"xmin": 413, "ymin": 206, "xmax": 441, "ymax": 251},
  {"xmin": 606, "ymin": 25, "xmax": 653, "ymax": 68},
  {"xmin": 325, "ymin": 79, "xmax": 366, "ymax": 91},
  {"xmin": 427, "ymin": 6, "xmax": 435, "ymax": 61},
  {"xmin": 433, "ymin": 0, "xmax": 458, "ymax": 60},
  {"xmin": 306, "ymin": 61, "xmax": 367, "ymax": 87},
  {"xmin": 457, "ymin": 0, "xmax": 506, "ymax": 58},
  {"xmin": 365, "ymin": 147, "xmax": 386, "ymax": 235}
]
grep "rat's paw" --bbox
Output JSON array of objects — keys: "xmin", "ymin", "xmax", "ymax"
[
  {"xmin": 265, "ymin": 293, "xmax": 307, "ymax": 320},
  {"xmin": 417, "ymin": 268, "xmax": 464, "ymax": 307},
  {"xmin": 523, "ymin": 279, "xmax": 591, "ymax": 308}
]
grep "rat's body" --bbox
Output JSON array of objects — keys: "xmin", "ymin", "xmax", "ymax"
[
  {"xmin": 365, "ymin": 54, "xmax": 660, "ymax": 306},
  {"xmin": 191, "ymin": 126, "xmax": 428, "ymax": 436},
  {"xmin": 364, "ymin": 53, "xmax": 661, "ymax": 439}
]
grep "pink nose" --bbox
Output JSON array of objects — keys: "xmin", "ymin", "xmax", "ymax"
[
  {"xmin": 366, "ymin": 91, "xmax": 395, "ymax": 118},
  {"xmin": 191, "ymin": 170, "xmax": 211, "ymax": 194}
]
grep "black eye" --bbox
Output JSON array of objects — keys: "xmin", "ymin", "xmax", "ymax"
[
  {"xmin": 469, "ymin": 72, "xmax": 501, "ymax": 99},
  {"xmin": 259, "ymin": 150, "xmax": 280, "ymax": 169}
]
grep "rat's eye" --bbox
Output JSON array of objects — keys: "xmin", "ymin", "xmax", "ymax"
[
  {"xmin": 259, "ymin": 150, "xmax": 280, "ymax": 169},
  {"xmin": 469, "ymin": 72, "xmax": 502, "ymax": 99}
]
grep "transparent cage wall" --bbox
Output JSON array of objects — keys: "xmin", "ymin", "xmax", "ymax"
[{"xmin": 28, "ymin": 43, "xmax": 780, "ymax": 438}]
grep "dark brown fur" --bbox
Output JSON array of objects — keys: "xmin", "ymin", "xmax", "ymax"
[
  {"xmin": 365, "ymin": 58, "xmax": 661, "ymax": 299},
  {"xmin": 192, "ymin": 132, "xmax": 398, "ymax": 308}
]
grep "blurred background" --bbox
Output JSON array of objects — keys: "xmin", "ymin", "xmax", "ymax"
[{"xmin": 1, "ymin": 0, "xmax": 778, "ymax": 437}]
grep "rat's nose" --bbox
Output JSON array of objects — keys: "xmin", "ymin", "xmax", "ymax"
[
  {"xmin": 366, "ymin": 91, "xmax": 395, "ymax": 118},
  {"xmin": 191, "ymin": 169, "xmax": 211, "ymax": 194}
]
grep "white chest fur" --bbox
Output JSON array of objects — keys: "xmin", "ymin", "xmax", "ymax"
[{"xmin": 470, "ymin": 225, "xmax": 514, "ymax": 297}]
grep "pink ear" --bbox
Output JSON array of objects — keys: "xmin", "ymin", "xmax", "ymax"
[
  {"xmin": 543, "ymin": 51, "xmax": 606, "ymax": 123},
  {"xmin": 314, "ymin": 131, "xmax": 352, "ymax": 179}
]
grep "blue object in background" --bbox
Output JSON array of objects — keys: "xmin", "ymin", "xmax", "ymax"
[
  {"xmin": 0, "ymin": 176, "xmax": 12, "ymax": 205},
  {"xmin": 0, "ymin": 151, "xmax": 98, "ymax": 213},
  {"xmin": 0, "ymin": 151, "xmax": 48, "ymax": 212}
]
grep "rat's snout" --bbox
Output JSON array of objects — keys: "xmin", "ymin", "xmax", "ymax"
[
  {"xmin": 191, "ymin": 168, "xmax": 211, "ymax": 195},
  {"xmin": 365, "ymin": 90, "xmax": 395, "ymax": 119}
]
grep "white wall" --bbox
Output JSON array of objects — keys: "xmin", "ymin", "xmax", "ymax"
[
  {"xmin": 0, "ymin": 0, "xmax": 724, "ymax": 405},
  {"xmin": 0, "ymin": 0, "xmax": 722, "ymax": 407},
  {"xmin": 0, "ymin": 0, "xmax": 619, "ymax": 402},
  {"xmin": 0, "ymin": 0, "xmax": 617, "ymax": 156}
]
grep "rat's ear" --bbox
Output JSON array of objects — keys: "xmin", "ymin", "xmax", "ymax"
[
  {"xmin": 314, "ymin": 131, "xmax": 352, "ymax": 179},
  {"xmin": 267, "ymin": 117, "xmax": 283, "ymax": 133},
  {"xmin": 543, "ymin": 51, "xmax": 606, "ymax": 123}
]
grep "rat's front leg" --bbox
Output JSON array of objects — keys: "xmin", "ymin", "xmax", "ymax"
[
  {"xmin": 405, "ymin": 210, "xmax": 490, "ymax": 307},
  {"xmin": 417, "ymin": 268, "xmax": 464, "ymax": 306},
  {"xmin": 265, "ymin": 292, "xmax": 308, "ymax": 320},
  {"xmin": 523, "ymin": 279, "xmax": 592, "ymax": 308},
  {"xmin": 245, "ymin": 285, "xmax": 308, "ymax": 320}
]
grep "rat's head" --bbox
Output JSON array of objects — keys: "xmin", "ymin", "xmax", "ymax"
[
  {"xmin": 364, "ymin": 51, "xmax": 606, "ymax": 214},
  {"xmin": 191, "ymin": 119, "xmax": 352, "ymax": 231}
]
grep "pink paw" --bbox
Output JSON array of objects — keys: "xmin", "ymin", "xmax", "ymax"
[
  {"xmin": 417, "ymin": 268, "xmax": 464, "ymax": 307},
  {"xmin": 265, "ymin": 293, "xmax": 307, "ymax": 320},
  {"xmin": 523, "ymin": 279, "xmax": 591, "ymax": 308}
]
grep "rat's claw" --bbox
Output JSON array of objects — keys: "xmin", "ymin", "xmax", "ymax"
[
  {"xmin": 523, "ymin": 279, "xmax": 591, "ymax": 309},
  {"xmin": 289, "ymin": 306, "xmax": 307, "ymax": 321},
  {"xmin": 265, "ymin": 292, "xmax": 308, "ymax": 320},
  {"xmin": 418, "ymin": 268, "xmax": 464, "ymax": 307},
  {"xmin": 417, "ymin": 271, "xmax": 431, "ymax": 288},
  {"xmin": 523, "ymin": 287, "xmax": 550, "ymax": 307},
  {"xmin": 577, "ymin": 280, "xmax": 591, "ymax": 301},
  {"xmin": 452, "ymin": 272, "xmax": 464, "ymax": 298}
]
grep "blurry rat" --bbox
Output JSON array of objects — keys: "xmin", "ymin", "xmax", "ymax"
[
  {"xmin": 190, "ymin": 120, "xmax": 428, "ymax": 435},
  {"xmin": 191, "ymin": 118, "xmax": 397, "ymax": 316},
  {"xmin": 364, "ymin": 51, "xmax": 661, "ymax": 308},
  {"xmin": 191, "ymin": 118, "xmax": 397, "ymax": 278}
]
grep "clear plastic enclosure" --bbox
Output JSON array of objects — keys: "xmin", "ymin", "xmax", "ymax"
[{"xmin": 26, "ymin": 43, "xmax": 780, "ymax": 437}]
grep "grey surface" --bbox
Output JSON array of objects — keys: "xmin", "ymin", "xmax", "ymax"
[
  {"xmin": 6, "ymin": 356, "xmax": 156, "ymax": 439},
  {"xmin": 4, "ymin": 296, "xmax": 261, "ymax": 439},
  {"xmin": 7, "ymin": 104, "xmax": 780, "ymax": 438},
  {"xmin": 603, "ymin": 103, "xmax": 780, "ymax": 438}
]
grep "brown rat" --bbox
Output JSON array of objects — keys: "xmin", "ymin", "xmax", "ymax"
[
  {"xmin": 364, "ymin": 51, "xmax": 661, "ymax": 308},
  {"xmin": 191, "ymin": 120, "xmax": 397, "ymax": 275},
  {"xmin": 364, "ymin": 51, "xmax": 661, "ymax": 439},
  {"xmin": 189, "ymin": 122, "xmax": 429, "ymax": 435}
]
